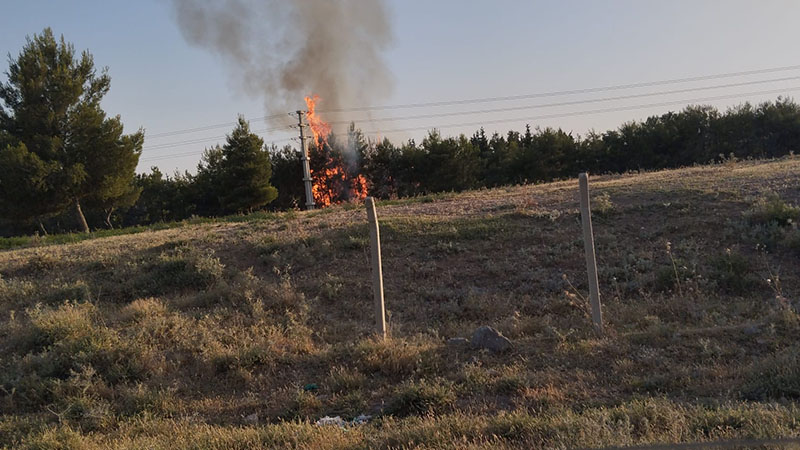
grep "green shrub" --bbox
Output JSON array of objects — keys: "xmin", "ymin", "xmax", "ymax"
[
  {"xmin": 608, "ymin": 398, "xmax": 685, "ymax": 440},
  {"xmin": 339, "ymin": 234, "xmax": 368, "ymax": 251},
  {"xmin": 189, "ymin": 268, "xmax": 304, "ymax": 312},
  {"xmin": 26, "ymin": 301, "xmax": 100, "ymax": 351},
  {"xmin": 462, "ymin": 362, "xmax": 527, "ymax": 395},
  {"xmin": 318, "ymin": 273, "xmax": 344, "ymax": 301},
  {"xmin": 592, "ymin": 192, "xmax": 615, "ymax": 216},
  {"xmin": 134, "ymin": 246, "xmax": 224, "ymax": 295},
  {"xmin": 47, "ymin": 367, "xmax": 115, "ymax": 431},
  {"xmin": 782, "ymin": 227, "xmax": 800, "ymax": 253},
  {"xmin": 355, "ymin": 337, "xmax": 437, "ymax": 377},
  {"xmin": 746, "ymin": 193, "xmax": 800, "ymax": 227},
  {"xmin": 276, "ymin": 388, "xmax": 323, "ymax": 420},
  {"xmin": 327, "ymin": 366, "xmax": 367, "ymax": 393},
  {"xmin": 2, "ymin": 302, "xmax": 148, "ymax": 412},
  {"xmin": 328, "ymin": 391, "xmax": 368, "ymax": 418},
  {"xmin": 738, "ymin": 194, "xmax": 800, "ymax": 250},
  {"xmin": 493, "ymin": 369, "xmax": 527, "ymax": 395},
  {"xmin": 386, "ymin": 378, "xmax": 455, "ymax": 417},
  {"xmin": 118, "ymin": 297, "xmax": 167, "ymax": 322},
  {"xmin": 116, "ymin": 383, "xmax": 175, "ymax": 417},
  {"xmin": 707, "ymin": 250, "xmax": 760, "ymax": 295},
  {"xmin": 748, "ymin": 222, "xmax": 792, "ymax": 249},
  {"xmin": 0, "ymin": 276, "xmax": 36, "ymax": 305},
  {"xmin": 17, "ymin": 425, "xmax": 87, "ymax": 450},
  {"xmin": 486, "ymin": 410, "xmax": 540, "ymax": 440},
  {"xmin": 651, "ymin": 264, "xmax": 692, "ymax": 293},
  {"xmin": 22, "ymin": 253, "xmax": 59, "ymax": 274},
  {"xmin": 652, "ymin": 266, "xmax": 678, "ymax": 293},
  {"xmin": 741, "ymin": 351, "xmax": 800, "ymax": 400},
  {"xmin": 43, "ymin": 280, "xmax": 92, "ymax": 304}
]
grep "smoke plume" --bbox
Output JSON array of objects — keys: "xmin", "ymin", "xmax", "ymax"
[{"xmin": 170, "ymin": 0, "xmax": 394, "ymax": 128}]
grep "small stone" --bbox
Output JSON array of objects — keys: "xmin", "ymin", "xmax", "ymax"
[
  {"xmin": 244, "ymin": 413, "xmax": 259, "ymax": 424},
  {"xmin": 447, "ymin": 337, "xmax": 469, "ymax": 346},
  {"xmin": 470, "ymin": 326, "xmax": 512, "ymax": 353}
]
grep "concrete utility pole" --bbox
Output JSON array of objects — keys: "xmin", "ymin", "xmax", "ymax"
[
  {"xmin": 579, "ymin": 173, "xmax": 603, "ymax": 335},
  {"xmin": 297, "ymin": 111, "xmax": 315, "ymax": 210},
  {"xmin": 366, "ymin": 197, "xmax": 387, "ymax": 340}
]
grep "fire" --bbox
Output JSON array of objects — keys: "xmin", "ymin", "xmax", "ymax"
[
  {"xmin": 352, "ymin": 174, "xmax": 368, "ymax": 200},
  {"xmin": 311, "ymin": 166, "xmax": 346, "ymax": 207},
  {"xmin": 304, "ymin": 94, "xmax": 332, "ymax": 147},
  {"xmin": 304, "ymin": 94, "xmax": 369, "ymax": 207}
]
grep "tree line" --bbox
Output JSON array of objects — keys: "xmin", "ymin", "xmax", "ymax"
[
  {"xmin": 2, "ymin": 29, "xmax": 800, "ymax": 236},
  {"xmin": 121, "ymin": 98, "xmax": 800, "ymax": 226},
  {"xmin": 267, "ymin": 99, "xmax": 800, "ymax": 208}
]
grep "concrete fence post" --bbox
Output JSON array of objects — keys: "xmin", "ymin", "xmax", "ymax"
[
  {"xmin": 366, "ymin": 197, "xmax": 387, "ymax": 339},
  {"xmin": 579, "ymin": 173, "xmax": 604, "ymax": 335}
]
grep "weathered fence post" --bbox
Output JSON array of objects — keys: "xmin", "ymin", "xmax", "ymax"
[
  {"xmin": 579, "ymin": 173, "xmax": 604, "ymax": 335},
  {"xmin": 366, "ymin": 197, "xmax": 387, "ymax": 340}
]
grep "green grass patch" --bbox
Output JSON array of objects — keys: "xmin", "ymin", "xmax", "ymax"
[
  {"xmin": 0, "ymin": 211, "xmax": 282, "ymax": 251},
  {"xmin": 386, "ymin": 378, "xmax": 456, "ymax": 417}
]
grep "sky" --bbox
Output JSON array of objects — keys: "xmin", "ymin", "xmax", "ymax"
[{"xmin": 2, "ymin": 0, "xmax": 800, "ymax": 174}]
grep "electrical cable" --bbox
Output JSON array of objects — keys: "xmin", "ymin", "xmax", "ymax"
[
  {"xmin": 355, "ymin": 86, "xmax": 800, "ymax": 136},
  {"xmin": 322, "ymin": 75, "xmax": 800, "ymax": 125},
  {"xmin": 317, "ymin": 64, "xmax": 800, "ymax": 113}
]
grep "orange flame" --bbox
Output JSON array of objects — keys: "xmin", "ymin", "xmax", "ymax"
[
  {"xmin": 304, "ymin": 94, "xmax": 331, "ymax": 147},
  {"xmin": 311, "ymin": 166, "xmax": 346, "ymax": 207},
  {"xmin": 352, "ymin": 174, "xmax": 368, "ymax": 201},
  {"xmin": 304, "ymin": 93, "xmax": 369, "ymax": 207}
]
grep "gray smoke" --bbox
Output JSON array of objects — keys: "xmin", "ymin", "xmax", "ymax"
[{"xmin": 170, "ymin": 0, "xmax": 394, "ymax": 130}]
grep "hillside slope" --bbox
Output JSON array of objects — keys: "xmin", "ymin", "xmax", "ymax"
[{"xmin": 1, "ymin": 157, "xmax": 799, "ymax": 449}]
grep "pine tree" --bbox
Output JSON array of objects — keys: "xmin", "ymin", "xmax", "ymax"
[
  {"xmin": 268, "ymin": 144, "xmax": 304, "ymax": 210},
  {"xmin": 0, "ymin": 28, "xmax": 143, "ymax": 232},
  {"xmin": 195, "ymin": 117, "xmax": 278, "ymax": 215},
  {"xmin": 0, "ymin": 138, "xmax": 63, "ymax": 233}
]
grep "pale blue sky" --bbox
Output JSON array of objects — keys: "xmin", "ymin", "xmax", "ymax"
[{"xmin": 2, "ymin": 1, "xmax": 800, "ymax": 173}]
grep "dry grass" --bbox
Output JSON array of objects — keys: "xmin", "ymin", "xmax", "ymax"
[{"xmin": 0, "ymin": 157, "xmax": 799, "ymax": 448}]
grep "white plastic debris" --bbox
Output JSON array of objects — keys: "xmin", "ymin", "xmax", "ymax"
[
  {"xmin": 351, "ymin": 414, "xmax": 372, "ymax": 425},
  {"xmin": 314, "ymin": 414, "xmax": 372, "ymax": 428},
  {"xmin": 315, "ymin": 416, "xmax": 347, "ymax": 427}
]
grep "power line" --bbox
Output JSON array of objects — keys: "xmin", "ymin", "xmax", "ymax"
[
  {"xmin": 140, "ymin": 150, "xmax": 211, "ymax": 163},
  {"xmin": 147, "ymin": 112, "xmax": 291, "ymax": 139},
  {"xmin": 140, "ymin": 137, "xmax": 295, "ymax": 163},
  {"xmin": 355, "ymin": 86, "xmax": 800, "ymax": 136},
  {"xmin": 142, "ymin": 125, "xmax": 295, "ymax": 152},
  {"xmin": 318, "ymin": 63, "xmax": 800, "ymax": 113},
  {"xmin": 322, "ymin": 75, "xmax": 800, "ymax": 126}
]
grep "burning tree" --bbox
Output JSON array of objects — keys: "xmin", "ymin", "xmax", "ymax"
[{"xmin": 304, "ymin": 95, "xmax": 368, "ymax": 207}]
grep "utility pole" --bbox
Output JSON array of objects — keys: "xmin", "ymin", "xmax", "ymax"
[
  {"xmin": 297, "ymin": 111, "xmax": 315, "ymax": 210},
  {"xmin": 579, "ymin": 173, "xmax": 603, "ymax": 335},
  {"xmin": 366, "ymin": 197, "xmax": 387, "ymax": 340}
]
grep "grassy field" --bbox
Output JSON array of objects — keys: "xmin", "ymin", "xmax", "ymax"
[
  {"xmin": 0, "ymin": 211, "xmax": 287, "ymax": 251},
  {"xmin": 1, "ymin": 157, "xmax": 799, "ymax": 449}
]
